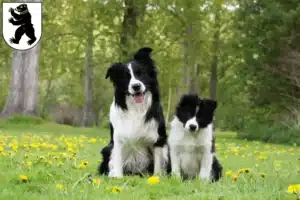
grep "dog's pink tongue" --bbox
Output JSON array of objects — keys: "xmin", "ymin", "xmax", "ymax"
[{"xmin": 134, "ymin": 95, "xmax": 144, "ymax": 103}]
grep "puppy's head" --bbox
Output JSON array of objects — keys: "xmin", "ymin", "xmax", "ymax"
[
  {"xmin": 176, "ymin": 94, "xmax": 217, "ymax": 132},
  {"xmin": 105, "ymin": 47, "xmax": 157, "ymax": 104}
]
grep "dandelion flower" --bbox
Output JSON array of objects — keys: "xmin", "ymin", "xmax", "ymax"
[
  {"xmin": 231, "ymin": 147, "xmax": 238, "ymax": 153},
  {"xmin": 77, "ymin": 163, "xmax": 86, "ymax": 169},
  {"xmin": 26, "ymin": 161, "xmax": 32, "ymax": 166},
  {"xmin": 225, "ymin": 170, "xmax": 232, "ymax": 176},
  {"xmin": 83, "ymin": 160, "xmax": 88, "ymax": 165},
  {"xmin": 88, "ymin": 138, "xmax": 97, "ymax": 144},
  {"xmin": 288, "ymin": 184, "xmax": 300, "ymax": 193},
  {"xmin": 238, "ymin": 168, "xmax": 250, "ymax": 174},
  {"xmin": 260, "ymin": 173, "xmax": 266, "ymax": 178},
  {"xmin": 147, "ymin": 176, "xmax": 160, "ymax": 184},
  {"xmin": 93, "ymin": 178, "xmax": 101, "ymax": 185},
  {"xmin": 231, "ymin": 173, "xmax": 239, "ymax": 182},
  {"xmin": 19, "ymin": 175, "xmax": 28, "ymax": 182},
  {"xmin": 111, "ymin": 186, "xmax": 122, "ymax": 193},
  {"xmin": 56, "ymin": 183, "xmax": 64, "ymax": 190}
]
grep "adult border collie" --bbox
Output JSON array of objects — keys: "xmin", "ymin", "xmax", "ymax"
[
  {"xmin": 98, "ymin": 47, "xmax": 170, "ymax": 178},
  {"xmin": 168, "ymin": 94, "xmax": 222, "ymax": 182}
]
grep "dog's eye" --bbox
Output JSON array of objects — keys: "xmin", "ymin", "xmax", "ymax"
[{"xmin": 135, "ymin": 69, "xmax": 143, "ymax": 76}]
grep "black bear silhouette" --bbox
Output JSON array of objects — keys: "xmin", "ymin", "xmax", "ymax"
[{"xmin": 8, "ymin": 4, "xmax": 36, "ymax": 45}]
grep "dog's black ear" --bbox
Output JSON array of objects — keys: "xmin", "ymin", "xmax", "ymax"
[
  {"xmin": 178, "ymin": 93, "xmax": 200, "ymax": 107},
  {"xmin": 201, "ymin": 99, "xmax": 217, "ymax": 112},
  {"xmin": 134, "ymin": 47, "xmax": 153, "ymax": 61},
  {"xmin": 105, "ymin": 62, "xmax": 124, "ymax": 81}
]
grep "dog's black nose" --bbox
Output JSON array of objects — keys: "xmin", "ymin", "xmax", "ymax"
[
  {"xmin": 189, "ymin": 124, "xmax": 197, "ymax": 131},
  {"xmin": 132, "ymin": 83, "xmax": 141, "ymax": 91}
]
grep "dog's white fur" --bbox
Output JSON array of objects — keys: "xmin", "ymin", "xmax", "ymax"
[
  {"xmin": 127, "ymin": 64, "xmax": 146, "ymax": 95},
  {"xmin": 108, "ymin": 63, "xmax": 168, "ymax": 178},
  {"xmin": 168, "ymin": 116, "xmax": 214, "ymax": 180}
]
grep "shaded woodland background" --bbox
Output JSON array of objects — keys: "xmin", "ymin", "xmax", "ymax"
[{"xmin": 0, "ymin": 0, "xmax": 299, "ymax": 144}]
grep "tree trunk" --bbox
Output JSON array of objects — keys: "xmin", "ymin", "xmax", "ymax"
[
  {"xmin": 189, "ymin": 63, "xmax": 199, "ymax": 94},
  {"xmin": 120, "ymin": 0, "xmax": 147, "ymax": 60},
  {"xmin": 180, "ymin": 25, "xmax": 193, "ymax": 96},
  {"xmin": 2, "ymin": 45, "xmax": 41, "ymax": 117},
  {"xmin": 82, "ymin": 9, "xmax": 94, "ymax": 127},
  {"xmin": 209, "ymin": 6, "xmax": 221, "ymax": 101},
  {"xmin": 1, "ymin": 0, "xmax": 41, "ymax": 117}
]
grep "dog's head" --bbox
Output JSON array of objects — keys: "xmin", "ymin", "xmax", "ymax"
[
  {"xmin": 176, "ymin": 94, "xmax": 217, "ymax": 132},
  {"xmin": 105, "ymin": 47, "xmax": 158, "ymax": 104}
]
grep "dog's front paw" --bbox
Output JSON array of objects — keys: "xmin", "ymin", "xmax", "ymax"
[
  {"xmin": 108, "ymin": 170, "xmax": 123, "ymax": 178},
  {"xmin": 171, "ymin": 171, "xmax": 181, "ymax": 178},
  {"xmin": 199, "ymin": 171, "xmax": 210, "ymax": 181}
]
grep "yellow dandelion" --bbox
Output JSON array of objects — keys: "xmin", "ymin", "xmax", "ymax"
[
  {"xmin": 287, "ymin": 184, "xmax": 300, "ymax": 193},
  {"xmin": 111, "ymin": 186, "xmax": 122, "ymax": 193},
  {"xmin": 56, "ymin": 183, "xmax": 64, "ymax": 190},
  {"xmin": 231, "ymin": 173, "xmax": 239, "ymax": 182},
  {"xmin": 77, "ymin": 163, "xmax": 86, "ymax": 169},
  {"xmin": 238, "ymin": 168, "xmax": 250, "ymax": 174},
  {"xmin": 260, "ymin": 173, "xmax": 266, "ymax": 178},
  {"xmin": 88, "ymin": 138, "xmax": 97, "ymax": 144},
  {"xmin": 19, "ymin": 175, "xmax": 28, "ymax": 182},
  {"xmin": 93, "ymin": 178, "xmax": 101, "ymax": 185},
  {"xmin": 60, "ymin": 152, "xmax": 67, "ymax": 158},
  {"xmin": 231, "ymin": 147, "xmax": 238, "ymax": 153},
  {"xmin": 225, "ymin": 170, "xmax": 232, "ymax": 176},
  {"xmin": 258, "ymin": 155, "xmax": 268, "ymax": 160},
  {"xmin": 147, "ymin": 176, "xmax": 160, "ymax": 185},
  {"xmin": 26, "ymin": 161, "xmax": 32, "ymax": 166},
  {"xmin": 83, "ymin": 160, "xmax": 88, "ymax": 165}
]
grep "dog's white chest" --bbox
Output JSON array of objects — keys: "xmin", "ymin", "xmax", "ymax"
[
  {"xmin": 109, "ymin": 102, "xmax": 159, "ymax": 173},
  {"xmin": 115, "ymin": 112, "xmax": 158, "ymax": 143},
  {"xmin": 176, "ymin": 135, "xmax": 205, "ymax": 177}
]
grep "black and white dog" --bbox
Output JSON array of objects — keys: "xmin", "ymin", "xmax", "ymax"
[
  {"xmin": 98, "ymin": 47, "xmax": 170, "ymax": 178},
  {"xmin": 168, "ymin": 94, "xmax": 222, "ymax": 182}
]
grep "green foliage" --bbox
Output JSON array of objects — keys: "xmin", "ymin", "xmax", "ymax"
[{"xmin": 238, "ymin": 120, "xmax": 300, "ymax": 145}]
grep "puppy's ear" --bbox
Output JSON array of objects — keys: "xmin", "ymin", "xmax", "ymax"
[
  {"xmin": 105, "ymin": 62, "xmax": 124, "ymax": 81},
  {"xmin": 134, "ymin": 47, "xmax": 153, "ymax": 61},
  {"xmin": 178, "ymin": 93, "xmax": 200, "ymax": 107},
  {"xmin": 201, "ymin": 99, "xmax": 217, "ymax": 112}
]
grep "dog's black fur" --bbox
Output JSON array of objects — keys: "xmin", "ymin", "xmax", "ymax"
[{"xmin": 98, "ymin": 47, "xmax": 171, "ymax": 176}]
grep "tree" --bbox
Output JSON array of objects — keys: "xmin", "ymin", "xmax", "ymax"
[
  {"xmin": 2, "ymin": 0, "xmax": 42, "ymax": 117},
  {"xmin": 209, "ymin": 1, "xmax": 222, "ymax": 100}
]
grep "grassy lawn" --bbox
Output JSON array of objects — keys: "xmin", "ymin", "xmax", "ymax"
[{"xmin": 0, "ymin": 119, "xmax": 299, "ymax": 200}]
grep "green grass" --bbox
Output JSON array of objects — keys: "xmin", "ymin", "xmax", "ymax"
[{"xmin": 0, "ymin": 119, "xmax": 299, "ymax": 200}]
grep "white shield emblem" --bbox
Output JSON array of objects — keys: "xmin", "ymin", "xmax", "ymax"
[{"xmin": 2, "ymin": 2, "xmax": 42, "ymax": 50}]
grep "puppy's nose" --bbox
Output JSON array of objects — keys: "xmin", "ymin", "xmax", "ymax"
[
  {"xmin": 189, "ymin": 124, "xmax": 197, "ymax": 132},
  {"xmin": 132, "ymin": 83, "xmax": 141, "ymax": 91}
]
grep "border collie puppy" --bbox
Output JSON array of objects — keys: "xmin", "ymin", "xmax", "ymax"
[
  {"xmin": 168, "ymin": 94, "xmax": 222, "ymax": 182},
  {"xmin": 98, "ymin": 47, "xmax": 170, "ymax": 178}
]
